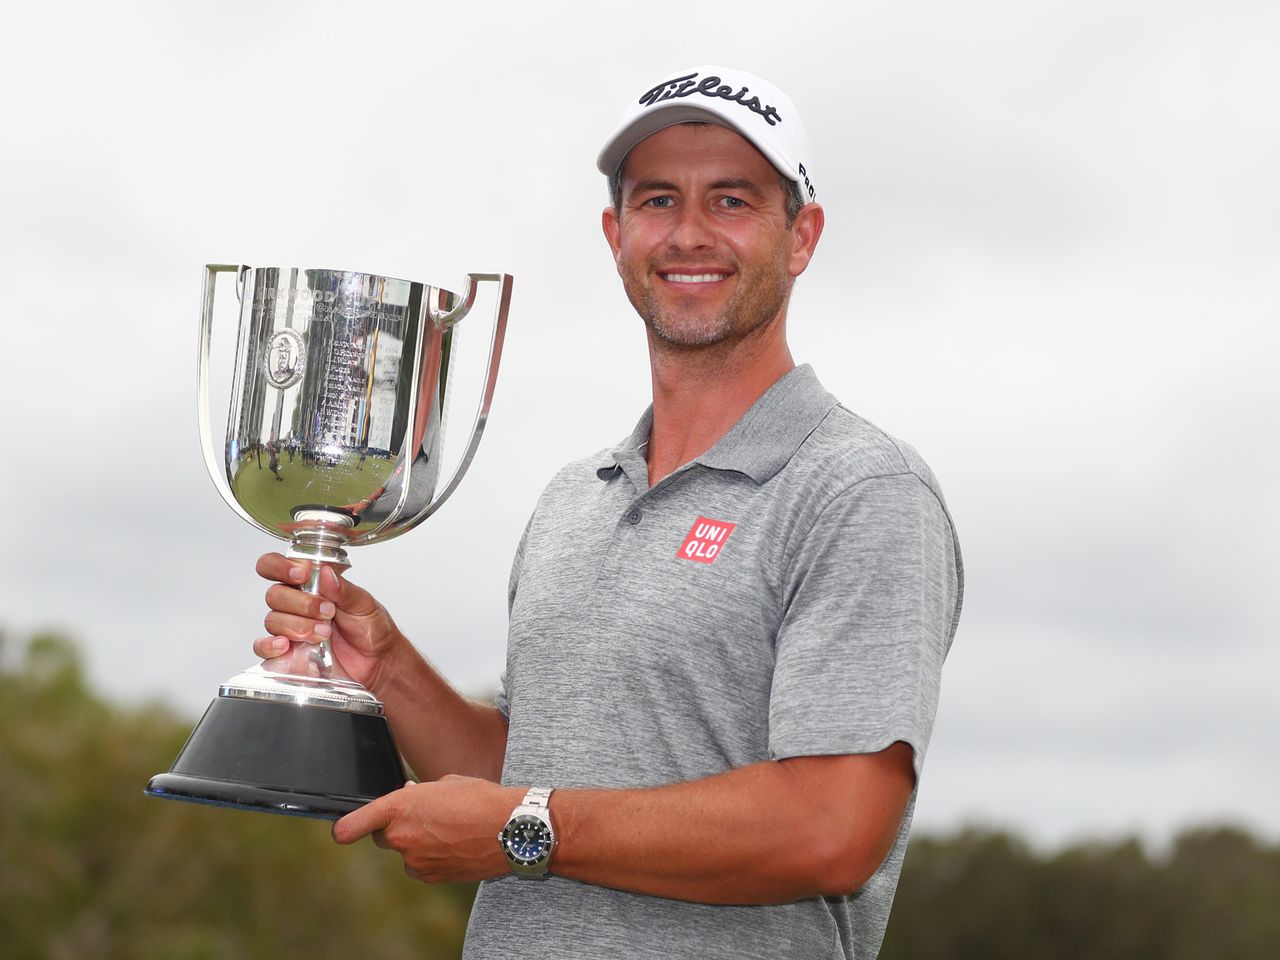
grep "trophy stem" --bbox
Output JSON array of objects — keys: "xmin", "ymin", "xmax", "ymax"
[
  {"xmin": 211, "ymin": 509, "xmax": 384, "ymax": 712},
  {"xmin": 288, "ymin": 508, "xmax": 355, "ymax": 570},
  {"xmin": 286, "ymin": 508, "xmax": 355, "ymax": 681}
]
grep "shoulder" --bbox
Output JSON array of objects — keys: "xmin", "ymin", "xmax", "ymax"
[
  {"xmin": 767, "ymin": 401, "xmax": 963, "ymax": 603},
  {"xmin": 507, "ymin": 445, "xmax": 614, "ymax": 588},
  {"xmin": 774, "ymin": 403, "xmax": 965, "ymax": 646},
  {"xmin": 517, "ymin": 443, "xmax": 624, "ymax": 534},
  {"xmin": 535, "ymin": 446, "xmax": 615, "ymax": 496},
  {"xmin": 782, "ymin": 403, "xmax": 950, "ymax": 513}
]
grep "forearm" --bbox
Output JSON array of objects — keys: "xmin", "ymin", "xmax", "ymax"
[
  {"xmin": 549, "ymin": 748, "xmax": 912, "ymax": 904},
  {"xmin": 370, "ymin": 635, "xmax": 508, "ymax": 783}
]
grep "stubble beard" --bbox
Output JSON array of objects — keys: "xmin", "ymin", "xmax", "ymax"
[{"xmin": 620, "ymin": 250, "xmax": 793, "ymax": 350}]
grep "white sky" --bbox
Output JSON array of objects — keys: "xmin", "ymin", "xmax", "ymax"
[{"xmin": 2, "ymin": 0, "xmax": 1277, "ymax": 848}]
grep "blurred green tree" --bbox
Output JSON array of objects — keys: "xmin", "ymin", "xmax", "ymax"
[
  {"xmin": 880, "ymin": 822, "xmax": 1280, "ymax": 960},
  {"xmin": 0, "ymin": 631, "xmax": 474, "ymax": 960},
  {"xmin": 1163, "ymin": 827, "xmax": 1280, "ymax": 960}
]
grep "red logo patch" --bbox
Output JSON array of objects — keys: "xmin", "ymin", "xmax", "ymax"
[{"xmin": 677, "ymin": 515, "xmax": 737, "ymax": 564}]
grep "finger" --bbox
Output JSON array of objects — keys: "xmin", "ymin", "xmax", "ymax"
[
  {"xmin": 255, "ymin": 553, "xmax": 309, "ymax": 586},
  {"xmin": 265, "ymin": 582, "xmax": 336, "ymax": 621},
  {"xmin": 371, "ymin": 829, "xmax": 392, "ymax": 850},
  {"xmin": 333, "ymin": 793, "xmax": 395, "ymax": 845},
  {"xmin": 318, "ymin": 566, "xmax": 382, "ymax": 619},
  {"xmin": 263, "ymin": 610, "xmax": 331, "ymax": 642},
  {"xmin": 252, "ymin": 636, "xmax": 293, "ymax": 660},
  {"xmin": 403, "ymin": 864, "xmax": 422, "ymax": 882}
]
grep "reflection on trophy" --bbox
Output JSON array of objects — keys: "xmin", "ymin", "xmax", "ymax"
[{"xmin": 146, "ymin": 265, "xmax": 512, "ymax": 818}]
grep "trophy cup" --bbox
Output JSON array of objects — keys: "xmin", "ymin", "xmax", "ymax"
[{"xmin": 146, "ymin": 265, "xmax": 512, "ymax": 818}]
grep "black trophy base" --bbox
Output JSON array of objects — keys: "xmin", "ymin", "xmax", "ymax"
[{"xmin": 146, "ymin": 695, "xmax": 407, "ymax": 820}]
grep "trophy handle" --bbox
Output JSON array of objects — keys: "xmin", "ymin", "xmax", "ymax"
[
  {"xmin": 427, "ymin": 271, "xmax": 486, "ymax": 329},
  {"xmin": 197, "ymin": 263, "xmax": 279, "ymax": 540},
  {"xmin": 363, "ymin": 272, "xmax": 513, "ymax": 542},
  {"xmin": 422, "ymin": 272, "xmax": 513, "ymax": 516}
]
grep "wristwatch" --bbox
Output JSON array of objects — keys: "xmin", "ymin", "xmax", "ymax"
[{"xmin": 499, "ymin": 787, "xmax": 556, "ymax": 878}]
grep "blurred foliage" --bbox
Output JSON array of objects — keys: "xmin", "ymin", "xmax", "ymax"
[
  {"xmin": 880, "ymin": 825, "xmax": 1280, "ymax": 960},
  {"xmin": 3, "ymin": 630, "xmax": 1278, "ymax": 959},
  {"xmin": 0, "ymin": 630, "xmax": 474, "ymax": 960}
]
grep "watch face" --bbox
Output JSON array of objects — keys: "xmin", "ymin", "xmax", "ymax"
[{"xmin": 503, "ymin": 814, "xmax": 553, "ymax": 864}]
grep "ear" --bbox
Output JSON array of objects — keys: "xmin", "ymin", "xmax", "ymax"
[
  {"xmin": 602, "ymin": 205, "xmax": 623, "ymax": 263},
  {"xmin": 787, "ymin": 202, "xmax": 825, "ymax": 278}
]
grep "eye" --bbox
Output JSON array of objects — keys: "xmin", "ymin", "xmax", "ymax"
[
  {"xmin": 644, "ymin": 196, "xmax": 675, "ymax": 208},
  {"xmin": 719, "ymin": 196, "xmax": 747, "ymax": 209}
]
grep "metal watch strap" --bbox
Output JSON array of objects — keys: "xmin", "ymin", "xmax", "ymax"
[
  {"xmin": 502, "ymin": 786, "xmax": 556, "ymax": 879},
  {"xmin": 522, "ymin": 786, "xmax": 553, "ymax": 810}
]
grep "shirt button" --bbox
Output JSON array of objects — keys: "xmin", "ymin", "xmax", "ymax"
[{"xmin": 624, "ymin": 508, "xmax": 642, "ymax": 525}]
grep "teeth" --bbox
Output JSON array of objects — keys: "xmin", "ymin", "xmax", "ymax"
[{"xmin": 664, "ymin": 273, "xmax": 727, "ymax": 283}]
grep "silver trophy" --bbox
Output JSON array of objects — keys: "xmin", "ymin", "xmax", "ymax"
[{"xmin": 147, "ymin": 265, "xmax": 512, "ymax": 818}]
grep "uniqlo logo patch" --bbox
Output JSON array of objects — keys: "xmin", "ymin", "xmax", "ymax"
[{"xmin": 677, "ymin": 515, "xmax": 737, "ymax": 564}]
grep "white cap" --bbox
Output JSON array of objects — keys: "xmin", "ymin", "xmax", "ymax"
[{"xmin": 596, "ymin": 65, "xmax": 816, "ymax": 204}]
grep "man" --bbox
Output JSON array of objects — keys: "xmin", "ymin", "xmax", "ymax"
[{"xmin": 254, "ymin": 66, "xmax": 962, "ymax": 959}]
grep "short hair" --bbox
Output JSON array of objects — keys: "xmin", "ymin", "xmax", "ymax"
[{"xmin": 607, "ymin": 153, "xmax": 807, "ymax": 227}]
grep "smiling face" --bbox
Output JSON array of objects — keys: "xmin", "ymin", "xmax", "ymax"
[{"xmin": 602, "ymin": 123, "xmax": 823, "ymax": 352}]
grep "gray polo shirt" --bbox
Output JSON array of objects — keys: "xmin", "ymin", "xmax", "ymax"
[{"xmin": 464, "ymin": 365, "xmax": 963, "ymax": 960}]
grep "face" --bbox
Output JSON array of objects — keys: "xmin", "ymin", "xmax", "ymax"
[{"xmin": 602, "ymin": 124, "xmax": 823, "ymax": 350}]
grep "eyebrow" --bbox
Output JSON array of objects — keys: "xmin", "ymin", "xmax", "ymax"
[
  {"xmin": 628, "ymin": 179, "xmax": 681, "ymax": 196},
  {"xmin": 626, "ymin": 178, "xmax": 769, "ymax": 200},
  {"xmin": 708, "ymin": 178, "xmax": 767, "ymax": 200}
]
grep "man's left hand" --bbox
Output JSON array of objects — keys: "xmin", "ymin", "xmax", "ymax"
[{"xmin": 333, "ymin": 775, "xmax": 522, "ymax": 884}]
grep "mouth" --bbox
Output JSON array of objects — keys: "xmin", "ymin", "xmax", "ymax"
[{"xmin": 658, "ymin": 271, "xmax": 731, "ymax": 284}]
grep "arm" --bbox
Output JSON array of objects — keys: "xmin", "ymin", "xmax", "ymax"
[
  {"xmin": 333, "ymin": 743, "xmax": 915, "ymax": 904},
  {"xmin": 253, "ymin": 554, "xmax": 507, "ymax": 782},
  {"xmin": 370, "ymin": 630, "xmax": 508, "ymax": 784}
]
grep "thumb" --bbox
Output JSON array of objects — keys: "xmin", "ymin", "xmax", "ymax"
[{"xmin": 320, "ymin": 566, "xmax": 382, "ymax": 619}]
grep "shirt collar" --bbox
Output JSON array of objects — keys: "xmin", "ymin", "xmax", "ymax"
[
  {"xmin": 595, "ymin": 365, "xmax": 839, "ymax": 486},
  {"xmin": 595, "ymin": 408, "xmax": 653, "ymax": 489}
]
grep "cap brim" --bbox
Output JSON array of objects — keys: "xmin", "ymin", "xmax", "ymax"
[{"xmin": 595, "ymin": 102, "xmax": 799, "ymax": 185}]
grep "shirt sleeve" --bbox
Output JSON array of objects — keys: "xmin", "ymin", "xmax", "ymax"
[
  {"xmin": 495, "ymin": 513, "xmax": 536, "ymax": 719},
  {"xmin": 767, "ymin": 473, "xmax": 961, "ymax": 780}
]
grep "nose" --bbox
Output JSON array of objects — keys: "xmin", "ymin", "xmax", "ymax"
[{"xmin": 668, "ymin": 202, "xmax": 716, "ymax": 252}]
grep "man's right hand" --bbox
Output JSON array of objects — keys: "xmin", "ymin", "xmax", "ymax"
[{"xmin": 252, "ymin": 553, "xmax": 404, "ymax": 692}]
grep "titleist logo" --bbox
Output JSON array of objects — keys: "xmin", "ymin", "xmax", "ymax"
[{"xmin": 638, "ymin": 73, "xmax": 782, "ymax": 126}]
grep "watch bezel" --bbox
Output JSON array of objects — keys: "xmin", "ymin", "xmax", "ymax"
[
  {"xmin": 500, "ymin": 810, "xmax": 556, "ymax": 874},
  {"xmin": 499, "ymin": 814, "xmax": 555, "ymax": 870}
]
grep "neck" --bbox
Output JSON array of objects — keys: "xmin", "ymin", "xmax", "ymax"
[{"xmin": 644, "ymin": 317, "xmax": 795, "ymax": 485}]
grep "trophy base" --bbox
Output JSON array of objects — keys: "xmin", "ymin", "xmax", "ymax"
[
  {"xmin": 145, "ymin": 694, "xmax": 408, "ymax": 819},
  {"xmin": 219, "ymin": 663, "xmax": 384, "ymax": 714}
]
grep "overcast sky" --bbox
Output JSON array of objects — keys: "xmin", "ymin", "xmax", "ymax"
[{"xmin": 2, "ymin": 0, "xmax": 1276, "ymax": 848}]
